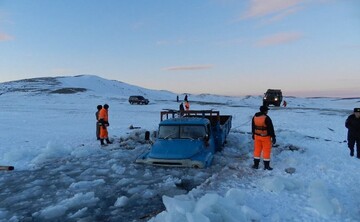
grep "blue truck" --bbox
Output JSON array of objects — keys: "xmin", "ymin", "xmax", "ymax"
[{"xmin": 136, "ymin": 110, "xmax": 232, "ymax": 168}]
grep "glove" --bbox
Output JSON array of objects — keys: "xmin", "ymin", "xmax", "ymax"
[
  {"xmin": 272, "ymin": 137, "xmax": 276, "ymax": 144},
  {"xmin": 252, "ymin": 134, "xmax": 255, "ymax": 140},
  {"xmin": 105, "ymin": 121, "xmax": 109, "ymax": 127}
]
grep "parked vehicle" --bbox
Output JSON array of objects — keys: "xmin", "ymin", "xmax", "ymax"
[
  {"xmin": 128, "ymin": 95, "xmax": 149, "ymax": 105},
  {"xmin": 136, "ymin": 110, "xmax": 232, "ymax": 168},
  {"xmin": 263, "ymin": 89, "xmax": 283, "ymax": 107}
]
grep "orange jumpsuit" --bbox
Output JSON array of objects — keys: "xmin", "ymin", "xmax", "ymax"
[
  {"xmin": 185, "ymin": 101, "xmax": 190, "ymax": 111},
  {"xmin": 98, "ymin": 108, "xmax": 109, "ymax": 139},
  {"xmin": 252, "ymin": 113, "xmax": 275, "ymax": 161}
]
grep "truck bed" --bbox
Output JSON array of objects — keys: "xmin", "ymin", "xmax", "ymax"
[{"xmin": 160, "ymin": 110, "xmax": 232, "ymax": 151}]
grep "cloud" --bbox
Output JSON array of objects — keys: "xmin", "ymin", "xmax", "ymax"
[
  {"xmin": 156, "ymin": 39, "xmax": 186, "ymax": 46},
  {"xmin": 243, "ymin": 0, "xmax": 304, "ymax": 19},
  {"xmin": 0, "ymin": 33, "xmax": 13, "ymax": 41},
  {"xmin": 242, "ymin": 0, "xmax": 305, "ymax": 21},
  {"xmin": 131, "ymin": 21, "xmax": 145, "ymax": 30},
  {"xmin": 215, "ymin": 38, "xmax": 244, "ymax": 47},
  {"xmin": 263, "ymin": 6, "xmax": 303, "ymax": 23},
  {"xmin": 162, "ymin": 65, "xmax": 214, "ymax": 71},
  {"xmin": 256, "ymin": 32, "xmax": 303, "ymax": 47},
  {"xmin": 343, "ymin": 44, "xmax": 360, "ymax": 49}
]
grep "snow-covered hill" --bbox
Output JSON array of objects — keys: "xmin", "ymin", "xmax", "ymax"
[
  {"xmin": 0, "ymin": 75, "xmax": 359, "ymax": 222},
  {"xmin": 0, "ymin": 75, "xmax": 176, "ymax": 100}
]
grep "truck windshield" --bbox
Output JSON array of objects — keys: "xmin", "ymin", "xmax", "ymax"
[{"xmin": 159, "ymin": 125, "xmax": 206, "ymax": 139}]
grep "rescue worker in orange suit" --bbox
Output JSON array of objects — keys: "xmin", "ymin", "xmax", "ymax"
[
  {"xmin": 184, "ymin": 100, "xmax": 190, "ymax": 111},
  {"xmin": 345, "ymin": 108, "xmax": 360, "ymax": 158},
  {"xmin": 98, "ymin": 104, "xmax": 112, "ymax": 146},
  {"xmin": 96, "ymin": 105, "xmax": 102, "ymax": 140},
  {"xmin": 252, "ymin": 105, "xmax": 276, "ymax": 170}
]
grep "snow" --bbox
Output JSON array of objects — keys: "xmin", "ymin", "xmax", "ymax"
[{"xmin": 0, "ymin": 75, "xmax": 359, "ymax": 221}]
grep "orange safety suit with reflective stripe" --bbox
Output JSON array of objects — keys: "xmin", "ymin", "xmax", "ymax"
[
  {"xmin": 252, "ymin": 112, "xmax": 275, "ymax": 161},
  {"xmin": 98, "ymin": 108, "xmax": 109, "ymax": 139},
  {"xmin": 185, "ymin": 101, "xmax": 190, "ymax": 111}
]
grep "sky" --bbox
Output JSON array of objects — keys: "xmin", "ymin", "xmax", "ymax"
[{"xmin": 0, "ymin": 0, "xmax": 359, "ymax": 97}]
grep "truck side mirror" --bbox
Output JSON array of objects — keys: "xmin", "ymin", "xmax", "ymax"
[
  {"xmin": 204, "ymin": 134, "xmax": 210, "ymax": 147},
  {"xmin": 204, "ymin": 134, "xmax": 209, "ymax": 141}
]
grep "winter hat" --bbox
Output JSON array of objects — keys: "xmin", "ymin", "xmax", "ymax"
[
  {"xmin": 104, "ymin": 104, "xmax": 109, "ymax": 109},
  {"xmin": 260, "ymin": 105, "xmax": 269, "ymax": 112},
  {"xmin": 354, "ymin": 108, "xmax": 360, "ymax": 112}
]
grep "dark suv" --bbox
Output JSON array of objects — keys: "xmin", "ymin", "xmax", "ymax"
[
  {"xmin": 128, "ymin": 96, "xmax": 149, "ymax": 105},
  {"xmin": 263, "ymin": 89, "xmax": 283, "ymax": 107}
]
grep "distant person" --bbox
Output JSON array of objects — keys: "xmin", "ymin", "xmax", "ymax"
[
  {"xmin": 184, "ymin": 100, "xmax": 190, "ymax": 111},
  {"xmin": 179, "ymin": 103, "xmax": 185, "ymax": 113},
  {"xmin": 179, "ymin": 102, "xmax": 185, "ymax": 116},
  {"xmin": 282, "ymin": 100, "xmax": 287, "ymax": 107},
  {"xmin": 176, "ymin": 95, "xmax": 179, "ymax": 102},
  {"xmin": 345, "ymin": 108, "xmax": 360, "ymax": 158},
  {"xmin": 95, "ymin": 105, "xmax": 102, "ymax": 140},
  {"xmin": 252, "ymin": 105, "xmax": 276, "ymax": 170},
  {"xmin": 98, "ymin": 104, "xmax": 112, "ymax": 146},
  {"xmin": 184, "ymin": 94, "xmax": 188, "ymax": 102}
]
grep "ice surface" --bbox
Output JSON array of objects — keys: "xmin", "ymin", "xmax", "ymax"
[
  {"xmin": 114, "ymin": 196, "xmax": 129, "ymax": 207},
  {"xmin": 0, "ymin": 75, "xmax": 359, "ymax": 221}
]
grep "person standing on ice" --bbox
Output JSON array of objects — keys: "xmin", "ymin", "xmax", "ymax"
[
  {"xmin": 252, "ymin": 105, "xmax": 276, "ymax": 170},
  {"xmin": 184, "ymin": 100, "xmax": 190, "ymax": 111},
  {"xmin": 345, "ymin": 108, "xmax": 360, "ymax": 158},
  {"xmin": 179, "ymin": 102, "xmax": 185, "ymax": 116},
  {"xmin": 179, "ymin": 102, "xmax": 185, "ymax": 111},
  {"xmin": 184, "ymin": 94, "xmax": 188, "ymax": 102},
  {"xmin": 95, "ymin": 105, "xmax": 102, "ymax": 140},
  {"xmin": 98, "ymin": 104, "xmax": 112, "ymax": 146}
]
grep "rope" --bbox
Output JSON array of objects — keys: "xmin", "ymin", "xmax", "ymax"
[{"xmin": 231, "ymin": 116, "xmax": 252, "ymax": 130}]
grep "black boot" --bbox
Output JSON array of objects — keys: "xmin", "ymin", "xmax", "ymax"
[
  {"xmin": 106, "ymin": 138, "xmax": 112, "ymax": 144},
  {"xmin": 264, "ymin": 161, "xmax": 273, "ymax": 170},
  {"xmin": 350, "ymin": 148, "xmax": 354, "ymax": 157},
  {"xmin": 100, "ymin": 139, "xmax": 106, "ymax": 146},
  {"xmin": 252, "ymin": 159, "xmax": 260, "ymax": 169}
]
